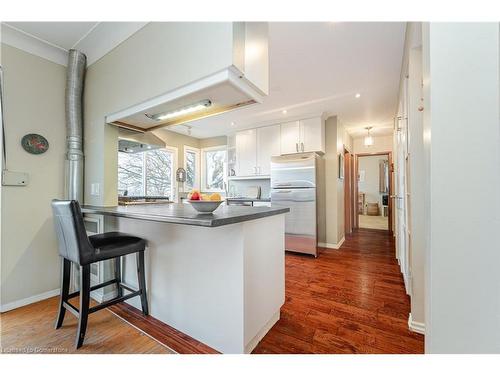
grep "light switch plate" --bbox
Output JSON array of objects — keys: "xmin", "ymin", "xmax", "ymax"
[
  {"xmin": 91, "ymin": 183, "xmax": 100, "ymax": 196},
  {"xmin": 2, "ymin": 170, "xmax": 29, "ymax": 186}
]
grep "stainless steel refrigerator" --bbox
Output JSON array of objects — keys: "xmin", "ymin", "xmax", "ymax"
[{"xmin": 270, "ymin": 153, "xmax": 324, "ymax": 257}]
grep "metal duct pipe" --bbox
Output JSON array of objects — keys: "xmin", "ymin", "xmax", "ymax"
[{"xmin": 65, "ymin": 50, "xmax": 86, "ymax": 202}]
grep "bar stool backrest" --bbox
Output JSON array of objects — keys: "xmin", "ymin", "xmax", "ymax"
[{"xmin": 51, "ymin": 200, "xmax": 94, "ymax": 265}]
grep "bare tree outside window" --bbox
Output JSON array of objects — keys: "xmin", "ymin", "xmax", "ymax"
[
  {"xmin": 146, "ymin": 149, "xmax": 172, "ymax": 196},
  {"xmin": 204, "ymin": 149, "xmax": 226, "ymax": 191},
  {"xmin": 118, "ymin": 152, "xmax": 143, "ymax": 196},
  {"xmin": 185, "ymin": 150, "xmax": 196, "ymax": 190},
  {"xmin": 118, "ymin": 149, "xmax": 173, "ymax": 198}
]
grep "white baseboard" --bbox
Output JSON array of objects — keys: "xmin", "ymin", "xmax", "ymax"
[
  {"xmin": 318, "ymin": 237, "xmax": 345, "ymax": 250},
  {"xmin": 408, "ymin": 313, "xmax": 426, "ymax": 335},
  {"xmin": 0, "ymin": 288, "xmax": 60, "ymax": 313},
  {"xmin": 245, "ymin": 311, "xmax": 280, "ymax": 354}
]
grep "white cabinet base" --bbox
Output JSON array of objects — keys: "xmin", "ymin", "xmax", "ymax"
[{"xmin": 106, "ymin": 214, "xmax": 286, "ymax": 354}]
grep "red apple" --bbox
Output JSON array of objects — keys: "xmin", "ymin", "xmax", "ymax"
[{"xmin": 190, "ymin": 192, "xmax": 201, "ymax": 201}]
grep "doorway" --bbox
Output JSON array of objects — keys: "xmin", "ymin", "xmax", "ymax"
[{"xmin": 354, "ymin": 152, "xmax": 393, "ymax": 233}]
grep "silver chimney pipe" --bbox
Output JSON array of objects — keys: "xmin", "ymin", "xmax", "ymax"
[{"xmin": 65, "ymin": 50, "xmax": 86, "ymax": 202}]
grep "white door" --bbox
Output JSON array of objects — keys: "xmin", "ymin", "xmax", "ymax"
[
  {"xmin": 280, "ymin": 121, "xmax": 300, "ymax": 155},
  {"xmin": 257, "ymin": 124, "xmax": 280, "ymax": 175},
  {"xmin": 236, "ymin": 129, "xmax": 257, "ymax": 176},
  {"xmin": 394, "ymin": 78, "xmax": 410, "ymax": 293},
  {"xmin": 300, "ymin": 117, "xmax": 324, "ymax": 153}
]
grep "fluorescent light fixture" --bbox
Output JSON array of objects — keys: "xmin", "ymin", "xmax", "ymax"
[
  {"xmin": 355, "ymin": 93, "xmax": 361, "ymax": 98},
  {"xmin": 364, "ymin": 126, "xmax": 373, "ymax": 146},
  {"xmin": 146, "ymin": 99, "xmax": 212, "ymax": 121}
]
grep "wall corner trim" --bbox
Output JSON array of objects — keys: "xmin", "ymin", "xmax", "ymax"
[
  {"xmin": 0, "ymin": 288, "xmax": 60, "ymax": 313},
  {"xmin": 408, "ymin": 313, "xmax": 426, "ymax": 335},
  {"xmin": 318, "ymin": 237, "xmax": 345, "ymax": 250}
]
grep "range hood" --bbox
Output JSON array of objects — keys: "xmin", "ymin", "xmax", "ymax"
[
  {"xmin": 107, "ymin": 67, "xmax": 265, "ymax": 132},
  {"xmin": 106, "ymin": 22, "xmax": 269, "ymax": 133},
  {"xmin": 118, "ymin": 128, "xmax": 165, "ymax": 153}
]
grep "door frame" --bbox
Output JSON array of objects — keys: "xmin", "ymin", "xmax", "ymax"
[
  {"xmin": 343, "ymin": 147, "xmax": 354, "ymax": 235},
  {"xmin": 354, "ymin": 151, "xmax": 393, "ymax": 235}
]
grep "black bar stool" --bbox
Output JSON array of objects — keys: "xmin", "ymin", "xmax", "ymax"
[{"xmin": 51, "ymin": 199, "xmax": 149, "ymax": 348}]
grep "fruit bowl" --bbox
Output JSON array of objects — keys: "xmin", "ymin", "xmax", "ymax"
[{"xmin": 188, "ymin": 200, "xmax": 224, "ymax": 214}]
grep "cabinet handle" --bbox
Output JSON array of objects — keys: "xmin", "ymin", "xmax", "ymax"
[
  {"xmin": 301, "ymin": 142, "xmax": 304, "ymax": 152},
  {"xmin": 253, "ymin": 166, "xmax": 257, "ymax": 174},
  {"xmin": 295, "ymin": 143, "xmax": 298, "ymax": 152}
]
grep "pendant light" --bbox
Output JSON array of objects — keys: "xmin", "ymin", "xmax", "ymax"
[{"xmin": 364, "ymin": 126, "xmax": 373, "ymax": 146}]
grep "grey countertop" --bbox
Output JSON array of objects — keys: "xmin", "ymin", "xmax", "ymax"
[{"xmin": 81, "ymin": 203, "xmax": 289, "ymax": 227}]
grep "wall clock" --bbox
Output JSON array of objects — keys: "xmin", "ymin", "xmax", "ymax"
[{"xmin": 21, "ymin": 134, "xmax": 49, "ymax": 155}]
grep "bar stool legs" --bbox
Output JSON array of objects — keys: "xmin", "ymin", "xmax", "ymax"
[
  {"xmin": 54, "ymin": 254, "xmax": 148, "ymax": 348},
  {"xmin": 76, "ymin": 264, "xmax": 90, "ymax": 349},
  {"xmin": 55, "ymin": 258, "xmax": 71, "ymax": 329},
  {"xmin": 114, "ymin": 257, "xmax": 123, "ymax": 298},
  {"xmin": 136, "ymin": 252, "xmax": 149, "ymax": 316}
]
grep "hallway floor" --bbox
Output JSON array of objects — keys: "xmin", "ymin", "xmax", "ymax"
[
  {"xmin": 253, "ymin": 229, "xmax": 424, "ymax": 354},
  {"xmin": 359, "ymin": 214, "xmax": 389, "ymax": 230}
]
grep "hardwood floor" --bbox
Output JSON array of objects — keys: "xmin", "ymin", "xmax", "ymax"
[
  {"xmin": 108, "ymin": 302, "xmax": 219, "ymax": 354},
  {"xmin": 252, "ymin": 229, "xmax": 424, "ymax": 354},
  {"xmin": 1, "ymin": 229, "xmax": 423, "ymax": 354},
  {"xmin": 0, "ymin": 296, "xmax": 172, "ymax": 354}
]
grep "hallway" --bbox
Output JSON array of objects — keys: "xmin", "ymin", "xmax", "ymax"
[{"xmin": 253, "ymin": 229, "xmax": 424, "ymax": 354}]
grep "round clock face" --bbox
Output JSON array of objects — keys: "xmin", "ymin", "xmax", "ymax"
[{"xmin": 21, "ymin": 134, "xmax": 49, "ymax": 155}]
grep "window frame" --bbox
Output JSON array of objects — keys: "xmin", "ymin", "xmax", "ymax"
[
  {"xmin": 201, "ymin": 145, "xmax": 227, "ymax": 193},
  {"xmin": 118, "ymin": 146, "xmax": 178, "ymax": 201},
  {"xmin": 183, "ymin": 145, "xmax": 200, "ymax": 192}
]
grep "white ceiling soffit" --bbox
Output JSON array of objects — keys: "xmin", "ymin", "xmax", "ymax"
[
  {"xmin": 1, "ymin": 22, "xmax": 147, "ymax": 66},
  {"xmin": 168, "ymin": 22, "xmax": 405, "ymax": 139}
]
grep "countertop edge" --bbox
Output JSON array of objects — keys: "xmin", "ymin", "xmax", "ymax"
[{"xmin": 81, "ymin": 206, "xmax": 289, "ymax": 227}]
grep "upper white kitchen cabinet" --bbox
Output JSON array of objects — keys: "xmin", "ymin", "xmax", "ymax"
[
  {"xmin": 280, "ymin": 117, "xmax": 325, "ymax": 154},
  {"xmin": 300, "ymin": 117, "xmax": 325, "ymax": 153},
  {"xmin": 257, "ymin": 125, "xmax": 280, "ymax": 175},
  {"xmin": 280, "ymin": 121, "xmax": 301, "ymax": 154},
  {"xmin": 235, "ymin": 124, "xmax": 280, "ymax": 176},
  {"xmin": 236, "ymin": 129, "xmax": 257, "ymax": 176}
]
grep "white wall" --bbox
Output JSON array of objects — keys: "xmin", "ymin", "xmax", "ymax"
[
  {"xmin": 0, "ymin": 44, "xmax": 66, "ymax": 309},
  {"xmin": 84, "ymin": 22, "xmax": 236, "ymax": 207},
  {"xmin": 353, "ymin": 135, "xmax": 393, "ymax": 154},
  {"xmin": 323, "ymin": 116, "xmax": 351, "ymax": 247},
  {"xmin": 423, "ymin": 23, "xmax": 500, "ymax": 353},
  {"xmin": 358, "ymin": 155, "xmax": 388, "ymax": 214}
]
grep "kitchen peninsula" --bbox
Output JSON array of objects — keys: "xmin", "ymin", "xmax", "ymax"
[{"xmin": 81, "ymin": 204, "xmax": 289, "ymax": 354}]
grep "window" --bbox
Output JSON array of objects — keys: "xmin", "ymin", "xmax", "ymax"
[
  {"xmin": 183, "ymin": 146, "xmax": 200, "ymax": 191},
  {"xmin": 118, "ymin": 147, "xmax": 177, "ymax": 199},
  {"xmin": 201, "ymin": 146, "xmax": 227, "ymax": 192}
]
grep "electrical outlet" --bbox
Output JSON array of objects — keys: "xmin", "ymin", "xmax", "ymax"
[{"xmin": 91, "ymin": 183, "xmax": 100, "ymax": 196}]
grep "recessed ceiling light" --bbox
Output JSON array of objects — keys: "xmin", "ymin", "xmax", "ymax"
[
  {"xmin": 355, "ymin": 93, "xmax": 361, "ymax": 98},
  {"xmin": 282, "ymin": 109, "xmax": 287, "ymax": 115},
  {"xmin": 230, "ymin": 121, "xmax": 235, "ymax": 127}
]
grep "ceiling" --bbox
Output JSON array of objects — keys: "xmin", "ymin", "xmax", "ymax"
[
  {"xmin": 1, "ymin": 22, "xmax": 405, "ymax": 139},
  {"xmin": 5, "ymin": 22, "xmax": 99, "ymax": 50},
  {"xmin": 169, "ymin": 22, "xmax": 405, "ymax": 139},
  {"xmin": 1, "ymin": 21, "xmax": 147, "ymax": 65}
]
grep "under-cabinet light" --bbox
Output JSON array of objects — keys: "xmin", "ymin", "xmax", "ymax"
[{"xmin": 146, "ymin": 99, "xmax": 212, "ymax": 121}]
